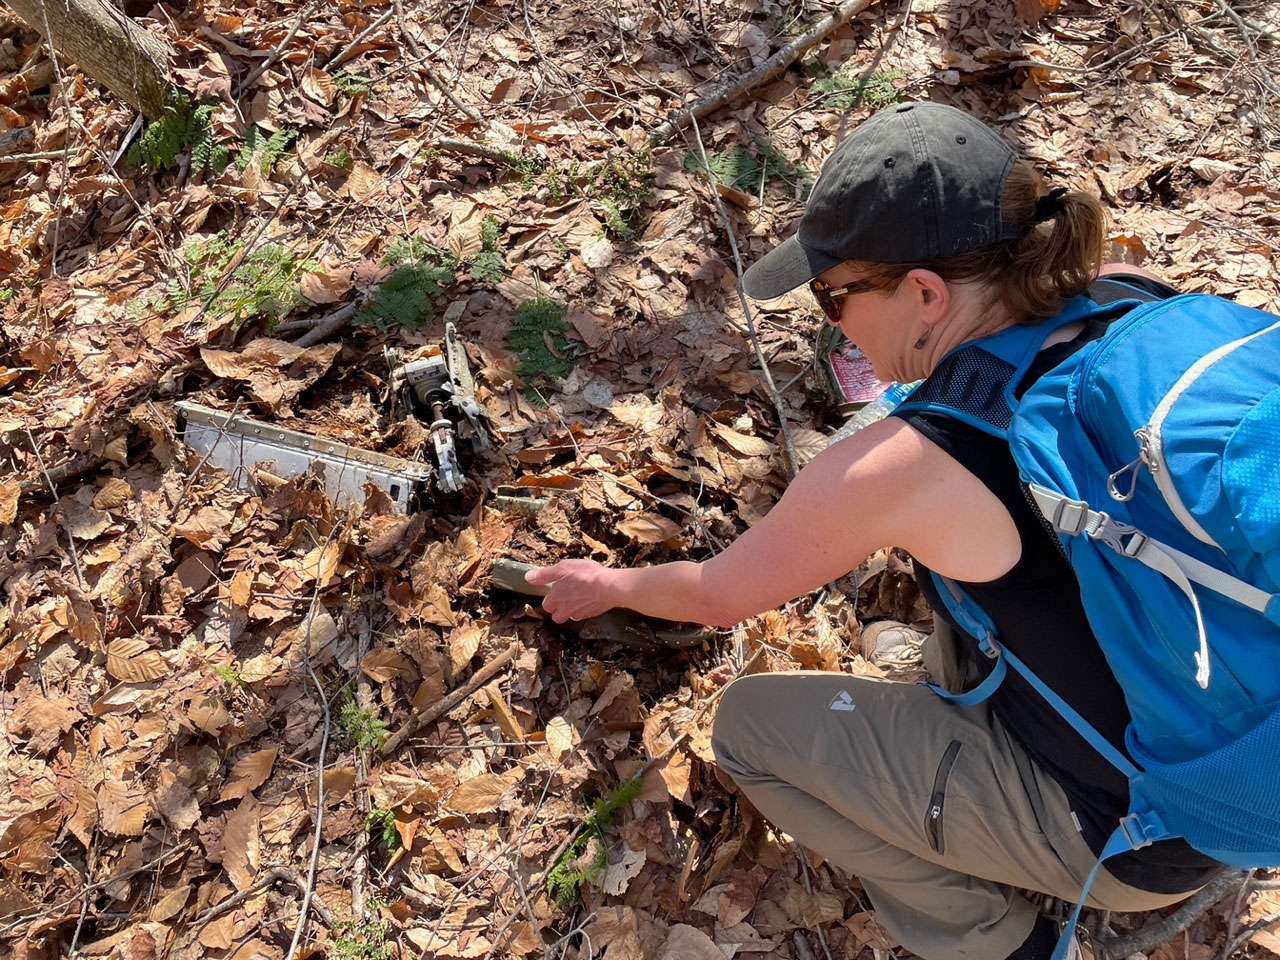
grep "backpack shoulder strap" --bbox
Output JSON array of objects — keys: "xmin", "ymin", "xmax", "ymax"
[{"xmin": 895, "ymin": 289, "xmax": 1159, "ymax": 439}]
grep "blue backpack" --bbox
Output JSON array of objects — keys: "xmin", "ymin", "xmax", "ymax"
[{"xmin": 895, "ymin": 278, "xmax": 1280, "ymax": 954}]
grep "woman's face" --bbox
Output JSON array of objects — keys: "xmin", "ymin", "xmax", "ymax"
[{"xmin": 814, "ymin": 263, "xmax": 928, "ymax": 383}]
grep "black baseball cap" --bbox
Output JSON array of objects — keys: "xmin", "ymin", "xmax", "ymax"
[{"xmin": 742, "ymin": 102, "xmax": 1026, "ymax": 300}]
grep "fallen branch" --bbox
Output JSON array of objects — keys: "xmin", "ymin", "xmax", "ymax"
[
  {"xmin": 686, "ymin": 115, "xmax": 799, "ymax": 478},
  {"xmin": 380, "ymin": 641, "xmax": 521, "ymax": 756},
  {"xmin": 294, "ymin": 303, "xmax": 357, "ymax": 347},
  {"xmin": 648, "ymin": 0, "xmax": 877, "ymax": 146},
  {"xmin": 1095, "ymin": 870, "xmax": 1246, "ymax": 958},
  {"xmin": 192, "ymin": 866, "xmax": 336, "ymax": 930}
]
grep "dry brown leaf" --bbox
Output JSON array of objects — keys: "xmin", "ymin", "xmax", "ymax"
[
  {"xmin": 710, "ymin": 423, "xmax": 774, "ymax": 457},
  {"xmin": 300, "ymin": 261, "xmax": 352, "ymax": 304},
  {"xmin": 324, "ymin": 766, "xmax": 357, "ymax": 799},
  {"xmin": 0, "ymin": 480, "xmax": 18, "ymax": 525},
  {"xmin": 59, "ymin": 497, "xmax": 111, "ymax": 540},
  {"xmin": 658, "ymin": 924, "xmax": 722, "ymax": 960},
  {"xmin": 200, "ymin": 912, "xmax": 237, "ymax": 949},
  {"xmin": 219, "ymin": 748, "xmax": 278, "ymax": 802},
  {"xmin": 484, "ymin": 683, "xmax": 525, "ymax": 743},
  {"xmin": 448, "ymin": 773, "xmax": 509, "ymax": 814},
  {"xmin": 361, "ymin": 648, "xmax": 416, "ymax": 683},
  {"xmin": 449, "ymin": 623, "xmax": 485, "ymax": 674},
  {"xmin": 301, "ymin": 67, "xmax": 336, "ymax": 105},
  {"xmin": 545, "ymin": 715, "xmax": 574, "ymax": 759},
  {"xmin": 172, "ymin": 505, "xmax": 233, "ymax": 549},
  {"xmin": 791, "ymin": 427, "xmax": 828, "ymax": 467},
  {"xmin": 98, "ymin": 779, "xmax": 151, "ymax": 837},
  {"xmin": 106, "ymin": 637, "xmax": 169, "ymax": 682},
  {"xmin": 189, "ymin": 693, "xmax": 230, "ymax": 735},
  {"xmin": 149, "ymin": 884, "xmax": 191, "ymax": 922},
  {"xmin": 345, "ymin": 162, "xmax": 384, "ymax": 204},
  {"xmin": 223, "ymin": 798, "xmax": 260, "ymax": 890},
  {"xmin": 92, "ymin": 478, "xmax": 133, "ymax": 511},
  {"xmin": 616, "ymin": 512, "xmax": 681, "ymax": 544}
]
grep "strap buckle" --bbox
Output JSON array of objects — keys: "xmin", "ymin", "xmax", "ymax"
[{"xmin": 1118, "ymin": 811, "xmax": 1167, "ymax": 851}]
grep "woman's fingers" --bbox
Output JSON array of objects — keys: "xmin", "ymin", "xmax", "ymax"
[{"xmin": 524, "ymin": 564, "xmax": 563, "ymax": 587}]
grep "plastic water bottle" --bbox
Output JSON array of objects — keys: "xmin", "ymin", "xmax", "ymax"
[{"xmin": 826, "ymin": 381, "xmax": 920, "ymax": 447}]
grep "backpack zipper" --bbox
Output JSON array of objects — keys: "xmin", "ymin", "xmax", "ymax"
[{"xmin": 1108, "ymin": 316, "xmax": 1280, "ymax": 549}]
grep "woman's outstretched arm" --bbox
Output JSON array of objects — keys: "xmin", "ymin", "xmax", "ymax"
[{"xmin": 524, "ymin": 416, "xmax": 1016, "ymax": 627}]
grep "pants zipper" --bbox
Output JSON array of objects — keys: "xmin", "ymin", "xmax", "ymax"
[{"xmin": 926, "ymin": 740, "xmax": 963, "ymax": 854}]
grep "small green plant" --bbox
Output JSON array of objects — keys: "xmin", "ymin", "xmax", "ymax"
[
  {"xmin": 129, "ymin": 94, "xmax": 229, "ymax": 173},
  {"xmin": 332, "ymin": 69, "xmax": 372, "ymax": 97},
  {"xmin": 358, "ymin": 236, "xmax": 458, "ymax": 330},
  {"xmin": 169, "ymin": 233, "xmax": 314, "ymax": 330},
  {"xmin": 325, "ymin": 148, "xmax": 353, "ymax": 171},
  {"xmin": 582, "ymin": 150, "xmax": 652, "ymax": 238},
  {"xmin": 546, "ymin": 777, "xmax": 644, "ymax": 909},
  {"xmin": 338, "ymin": 691, "xmax": 388, "ymax": 751},
  {"xmin": 0, "ymin": 289, "xmax": 14, "ymax": 303},
  {"xmin": 237, "ymin": 125, "xmax": 298, "ymax": 176},
  {"xmin": 213, "ymin": 663, "xmax": 246, "ymax": 689},
  {"xmin": 366, "ymin": 808, "xmax": 401, "ymax": 853},
  {"xmin": 468, "ymin": 215, "xmax": 505, "ymax": 284},
  {"xmin": 811, "ymin": 66, "xmax": 906, "ymax": 111},
  {"xmin": 495, "ymin": 149, "xmax": 547, "ymax": 187},
  {"xmin": 332, "ymin": 915, "xmax": 391, "ymax": 960},
  {"xmin": 507, "ymin": 296, "xmax": 574, "ymax": 383},
  {"xmin": 685, "ymin": 140, "xmax": 811, "ymax": 196}
]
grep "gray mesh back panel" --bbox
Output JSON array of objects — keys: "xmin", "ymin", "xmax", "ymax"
[{"xmin": 902, "ymin": 350, "xmax": 1018, "ymax": 431}]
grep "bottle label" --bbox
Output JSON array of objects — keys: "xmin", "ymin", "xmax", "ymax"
[{"xmin": 826, "ymin": 342, "xmax": 886, "ymax": 406}]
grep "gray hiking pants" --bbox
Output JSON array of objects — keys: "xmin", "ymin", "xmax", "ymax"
[{"xmin": 711, "ymin": 636, "xmax": 1194, "ymax": 960}]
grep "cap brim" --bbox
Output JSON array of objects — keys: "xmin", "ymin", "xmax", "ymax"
[{"xmin": 741, "ymin": 234, "xmax": 844, "ymax": 300}]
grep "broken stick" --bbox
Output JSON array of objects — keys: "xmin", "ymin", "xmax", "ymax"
[{"xmin": 380, "ymin": 641, "xmax": 521, "ymax": 756}]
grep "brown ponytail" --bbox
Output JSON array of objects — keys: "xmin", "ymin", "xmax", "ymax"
[{"xmin": 849, "ymin": 159, "xmax": 1107, "ymax": 323}]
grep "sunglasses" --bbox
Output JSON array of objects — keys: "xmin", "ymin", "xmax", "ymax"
[{"xmin": 809, "ymin": 277, "xmax": 878, "ymax": 324}]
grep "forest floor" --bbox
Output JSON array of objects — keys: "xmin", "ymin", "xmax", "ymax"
[{"xmin": 2, "ymin": 0, "xmax": 1280, "ymax": 958}]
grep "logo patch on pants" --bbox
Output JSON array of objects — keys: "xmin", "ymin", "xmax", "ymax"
[{"xmin": 828, "ymin": 689, "xmax": 856, "ymax": 712}]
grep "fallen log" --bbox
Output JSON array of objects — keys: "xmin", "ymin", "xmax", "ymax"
[{"xmin": 5, "ymin": 0, "xmax": 176, "ymax": 119}]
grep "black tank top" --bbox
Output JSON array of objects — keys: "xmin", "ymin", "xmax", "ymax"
[{"xmin": 894, "ymin": 315, "xmax": 1221, "ymax": 894}]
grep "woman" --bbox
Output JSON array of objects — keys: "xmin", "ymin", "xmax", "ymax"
[{"xmin": 526, "ymin": 102, "xmax": 1221, "ymax": 960}]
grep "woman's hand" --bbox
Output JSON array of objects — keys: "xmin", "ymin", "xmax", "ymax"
[{"xmin": 524, "ymin": 559, "xmax": 620, "ymax": 623}]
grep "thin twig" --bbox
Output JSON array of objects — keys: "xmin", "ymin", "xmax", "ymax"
[
  {"xmin": 236, "ymin": 0, "xmax": 325, "ymax": 97},
  {"xmin": 795, "ymin": 844, "xmax": 837, "ymax": 960},
  {"xmin": 1222, "ymin": 910, "xmax": 1280, "ymax": 959},
  {"xmin": 379, "ymin": 641, "xmax": 521, "ymax": 756},
  {"xmin": 35, "ymin": 6, "xmax": 77, "ymax": 278},
  {"xmin": 351, "ymin": 600, "xmax": 375, "ymax": 921},
  {"xmin": 192, "ymin": 866, "xmax": 336, "ymax": 930},
  {"xmin": 283, "ymin": 588, "xmax": 339, "ymax": 960},
  {"xmin": 0, "ymin": 843, "xmax": 192, "ymax": 937},
  {"xmin": 24, "ymin": 427, "xmax": 87, "ymax": 588},
  {"xmin": 686, "ymin": 116, "xmax": 800, "ymax": 478},
  {"xmin": 392, "ymin": 0, "xmax": 483, "ymax": 123},
  {"xmin": 325, "ymin": 6, "xmax": 396, "ymax": 70},
  {"xmin": 1224, "ymin": 868, "xmax": 1259, "ymax": 954}
]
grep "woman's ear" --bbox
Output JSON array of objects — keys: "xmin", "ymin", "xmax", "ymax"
[{"xmin": 904, "ymin": 269, "xmax": 950, "ymax": 321}]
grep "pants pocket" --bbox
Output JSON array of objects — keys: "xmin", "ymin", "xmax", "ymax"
[{"xmin": 925, "ymin": 740, "xmax": 963, "ymax": 854}]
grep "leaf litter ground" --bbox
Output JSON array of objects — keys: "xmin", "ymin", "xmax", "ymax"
[{"xmin": 2, "ymin": 1, "xmax": 1280, "ymax": 959}]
